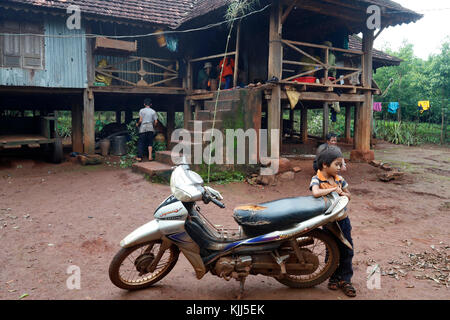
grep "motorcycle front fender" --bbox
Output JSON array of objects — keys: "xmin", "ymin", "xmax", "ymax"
[{"xmin": 120, "ymin": 220, "xmax": 163, "ymax": 248}]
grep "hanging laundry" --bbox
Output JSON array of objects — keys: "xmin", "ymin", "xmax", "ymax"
[
  {"xmin": 418, "ymin": 101, "xmax": 430, "ymax": 114},
  {"xmin": 330, "ymin": 108, "xmax": 337, "ymax": 122},
  {"xmin": 331, "ymin": 102, "xmax": 340, "ymax": 113},
  {"xmin": 373, "ymin": 102, "xmax": 382, "ymax": 112},
  {"xmin": 285, "ymin": 86, "xmax": 301, "ymax": 109},
  {"xmin": 166, "ymin": 35, "xmax": 178, "ymax": 52},
  {"xmin": 388, "ymin": 102, "xmax": 399, "ymax": 114}
]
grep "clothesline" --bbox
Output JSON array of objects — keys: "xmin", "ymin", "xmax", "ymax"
[{"xmin": 373, "ymin": 101, "xmax": 431, "ymax": 114}]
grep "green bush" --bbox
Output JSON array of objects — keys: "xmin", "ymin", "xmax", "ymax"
[
  {"xmin": 196, "ymin": 164, "xmax": 246, "ymax": 184},
  {"xmin": 375, "ymin": 120, "xmax": 448, "ymax": 145}
]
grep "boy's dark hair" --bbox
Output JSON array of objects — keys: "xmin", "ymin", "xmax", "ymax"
[
  {"xmin": 317, "ymin": 145, "xmax": 343, "ymax": 170},
  {"xmin": 144, "ymin": 98, "xmax": 152, "ymax": 106},
  {"xmin": 326, "ymin": 132, "xmax": 338, "ymax": 141}
]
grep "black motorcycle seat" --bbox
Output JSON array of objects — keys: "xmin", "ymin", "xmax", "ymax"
[{"xmin": 233, "ymin": 196, "xmax": 331, "ymax": 237}]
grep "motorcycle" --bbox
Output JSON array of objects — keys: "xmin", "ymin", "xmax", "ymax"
[{"xmin": 109, "ymin": 159, "xmax": 352, "ymax": 298}]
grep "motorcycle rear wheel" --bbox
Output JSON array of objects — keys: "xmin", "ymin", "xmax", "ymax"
[
  {"xmin": 275, "ymin": 229, "xmax": 340, "ymax": 288},
  {"xmin": 109, "ymin": 240, "xmax": 179, "ymax": 290}
]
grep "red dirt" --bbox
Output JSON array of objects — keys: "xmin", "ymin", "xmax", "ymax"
[{"xmin": 0, "ymin": 142, "xmax": 449, "ymax": 300}]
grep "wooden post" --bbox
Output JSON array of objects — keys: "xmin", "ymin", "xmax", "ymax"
[
  {"xmin": 345, "ymin": 105, "xmax": 351, "ymax": 142},
  {"xmin": 86, "ymin": 26, "xmax": 95, "ymax": 86},
  {"xmin": 71, "ymin": 101, "xmax": 83, "ymax": 153},
  {"xmin": 300, "ymin": 104, "xmax": 308, "ymax": 143},
  {"xmin": 267, "ymin": 0, "xmax": 283, "ymax": 157},
  {"xmin": 233, "ymin": 20, "xmax": 241, "ymax": 88},
  {"xmin": 289, "ymin": 107, "xmax": 294, "ymax": 137},
  {"xmin": 323, "ymin": 102, "xmax": 329, "ymax": 139},
  {"xmin": 116, "ymin": 111, "xmax": 121, "ymax": 124},
  {"xmin": 353, "ymin": 103, "xmax": 360, "ymax": 149},
  {"xmin": 167, "ymin": 105, "xmax": 175, "ymax": 145},
  {"xmin": 352, "ymin": 29, "xmax": 374, "ymax": 161},
  {"xmin": 187, "ymin": 59, "xmax": 193, "ymax": 92},
  {"xmin": 184, "ymin": 98, "xmax": 192, "ymax": 129},
  {"xmin": 83, "ymin": 89, "xmax": 95, "ymax": 154},
  {"xmin": 125, "ymin": 109, "xmax": 133, "ymax": 125}
]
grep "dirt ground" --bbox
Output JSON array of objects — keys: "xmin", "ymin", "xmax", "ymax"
[{"xmin": 0, "ymin": 141, "xmax": 449, "ymax": 300}]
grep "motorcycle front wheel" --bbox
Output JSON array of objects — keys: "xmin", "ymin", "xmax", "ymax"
[
  {"xmin": 275, "ymin": 229, "xmax": 340, "ymax": 288},
  {"xmin": 109, "ymin": 240, "xmax": 179, "ymax": 290}
]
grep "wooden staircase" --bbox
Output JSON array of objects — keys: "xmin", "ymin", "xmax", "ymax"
[{"xmin": 158, "ymin": 90, "xmax": 242, "ymax": 168}]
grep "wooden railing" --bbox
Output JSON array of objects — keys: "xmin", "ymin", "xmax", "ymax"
[
  {"xmin": 281, "ymin": 39, "xmax": 364, "ymax": 87},
  {"xmin": 94, "ymin": 56, "xmax": 182, "ymax": 88},
  {"xmin": 187, "ymin": 51, "xmax": 237, "ymax": 91}
]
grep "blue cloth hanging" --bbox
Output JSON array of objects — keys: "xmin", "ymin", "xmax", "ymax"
[
  {"xmin": 388, "ymin": 102, "xmax": 399, "ymax": 114},
  {"xmin": 166, "ymin": 35, "xmax": 178, "ymax": 52},
  {"xmin": 330, "ymin": 108, "xmax": 337, "ymax": 122}
]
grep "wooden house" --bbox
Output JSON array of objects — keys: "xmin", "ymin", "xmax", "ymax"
[{"xmin": 0, "ymin": 0, "xmax": 421, "ymax": 165}]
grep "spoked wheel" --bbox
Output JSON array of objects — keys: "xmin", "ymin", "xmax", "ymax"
[
  {"xmin": 275, "ymin": 229, "xmax": 340, "ymax": 288},
  {"xmin": 109, "ymin": 240, "xmax": 179, "ymax": 290}
]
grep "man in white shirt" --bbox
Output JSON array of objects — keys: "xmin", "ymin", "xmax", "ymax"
[{"xmin": 136, "ymin": 98, "xmax": 158, "ymax": 161}]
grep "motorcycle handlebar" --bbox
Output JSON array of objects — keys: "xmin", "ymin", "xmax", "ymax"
[
  {"xmin": 210, "ymin": 197, "xmax": 226, "ymax": 209},
  {"xmin": 203, "ymin": 192, "xmax": 226, "ymax": 208}
]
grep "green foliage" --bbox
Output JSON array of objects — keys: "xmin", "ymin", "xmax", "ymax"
[
  {"xmin": 373, "ymin": 39, "xmax": 449, "ymax": 128},
  {"xmin": 225, "ymin": 0, "xmax": 259, "ymax": 23},
  {"xmin": 56, "ymin": 111, "xmax": 72, "ymax": 138},
  {"xmin": 197, "ymin": 164, "xmax": 246, "ymax": 184},
  {"xmin": 375, "ymin": 120, "xmax": 447, "ymax": 145}
]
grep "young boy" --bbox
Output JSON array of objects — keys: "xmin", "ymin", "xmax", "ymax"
[{"xmin": 309, "ymin": 145, "xmax": 356, "ymax": 297}]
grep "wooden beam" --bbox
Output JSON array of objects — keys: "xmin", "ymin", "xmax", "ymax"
[
  {"xmin": 167, "ymin": 104, "xmax": 175, "ymax": 143},
  {"xmin": 233, "ymin": 20, "xmax": 241, "ymax": 88},
  {"xmin": 83, "ymin": 89, "xmax": 95, "ymax": 154},
  {"xmin": 71, "ymin": 101, "xmax": 83, "ymax": 153},
  {"xmin": 189, "ymin": 51, "xmax": 237, "ymax": 63},
  {"xmin": 323, "ymin": 102, "xmax": 329, "ymax": 139},
  {"xmin": 281, "ymin": 0, "xmax": 300, "ymax": 25},
  {"xmin": 300, "ymin": 104, "xmax": 308, "ymax": 143},
  {"xmin": 184, "ymin": 98, "xmax": 192, "ymax": 129},
  {"xmin": 353, "ymin": 102, "xmax": 360, "ymax": 149},
  {"xmin": 281, "ymin": 91, "xmax": 365, "ymax": 102},
  {"xmin": 354, "ymin": 29, "xmax": 374, "ymax": 153},
  {"xmin": 292, "ymin": 0, "xmax": 367, "ymax": 22},
  {"xmin": 345, "ymin": 105, "xmax": 352, "ymax": 142},
  {"xmin": 268, "ymin": 1, "xmax": 283, "ymax": 157},
  {"xmin": 90, "ymin": 86, "xmax": 185, "ymax": 95}
]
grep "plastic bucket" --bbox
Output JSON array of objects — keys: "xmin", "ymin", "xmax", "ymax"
[
  {"xmin": 111, "ymin": 136, "xmax": 127, "ymax": 156},
  {"xmin": 99, "ymin": 139, "xmax": 111, "ymax": 156}
]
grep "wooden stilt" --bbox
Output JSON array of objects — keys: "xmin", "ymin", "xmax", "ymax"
[
  {"xmin": 267, "ymin": 0, "xmax": 283, "ymax": 157},
  {"xmin": 351, "ymin": 29, "xmax": 374, "ymax": 161},
  {"xmin": 71, "ymin": 101, "xmax": 83, "ymax": 153},
  {"xmin": 83, "ymin": 89, "xmax": 95, "ymax": 154},
  {"xmin": 345, "ymin": 105, "xmax": 352, "ymax": 142},
  {"xmin": 300, "ymin": 104, "xmax": 308, "ymax": 143},
  {"xmin": 323, "ymin": 102, "xmax": 329, "ymax": 139}
]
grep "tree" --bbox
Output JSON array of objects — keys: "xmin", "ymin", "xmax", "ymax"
[{"xmin": 373, "ymin": 40, "xmax": 449, "ymax": 126}]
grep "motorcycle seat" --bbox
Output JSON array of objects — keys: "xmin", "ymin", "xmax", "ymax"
[{"xmin": 233, "ymin": 196, "xmax": 331, "ymax": 237}]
